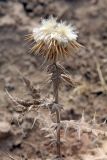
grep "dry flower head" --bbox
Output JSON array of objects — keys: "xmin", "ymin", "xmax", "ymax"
[{"xmin": 27, "ymin": 16, "xmax": 82, "ymax": 62}]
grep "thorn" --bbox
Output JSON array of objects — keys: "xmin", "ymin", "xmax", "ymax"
[
  {"xmin": 81, "ymin": 111, "xmax": 85, "ymax": 123},
  {"xmin": 92, "ymin": 112, "xmax": 97, "ymax": 124},
  {"xmin": 31, "ymin": 117, "xmax": 38, "ymax": 129}
]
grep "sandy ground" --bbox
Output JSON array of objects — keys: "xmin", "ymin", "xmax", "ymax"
[{"xmin": 0, "ymin": 0, "xmax": 107, "ymax": 159}]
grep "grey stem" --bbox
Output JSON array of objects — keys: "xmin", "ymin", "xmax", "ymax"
[{"xmin": 52, "ymin": 63, "xmax": 61, "ymax": 158}]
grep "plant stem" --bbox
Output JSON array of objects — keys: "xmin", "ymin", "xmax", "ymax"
[
  {"xmin": 52, "ymin": 63, "xmax": 61, "ymax": 158},
  {"xmin": 56, "ymin": 107, "xmax": 61, "ymax": 158}
]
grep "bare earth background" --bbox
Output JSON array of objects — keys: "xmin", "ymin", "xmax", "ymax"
[{"xmin": 0, "ymin": 0, "xmax": 107, "ymax": 159}]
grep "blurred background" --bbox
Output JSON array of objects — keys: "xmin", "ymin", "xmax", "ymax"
[{"xmin": 0, "ymin": 0, "xmax": 107, "ymax": 159}]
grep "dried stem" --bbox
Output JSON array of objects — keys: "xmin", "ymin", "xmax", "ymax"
[
  {"xmin": 56, "ymin": 108, "xmax": 61, "ymax": 158},
  {"xmin": 51, "ymin": 63, "xmax": 61, "ymax": 158}
]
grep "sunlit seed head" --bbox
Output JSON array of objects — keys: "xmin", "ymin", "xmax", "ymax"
[
  {"xmin": 41, "ymin": 16, "xmax": 57, "ymax": 33},
  {"xmin": 28, "ymin": 16, "xmax": 82, "ymax": 62},
  {"xmin": 56, "ymin": 22, "xmax": 78, "ymax": 42}
]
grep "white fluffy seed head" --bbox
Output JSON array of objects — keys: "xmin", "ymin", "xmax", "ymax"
[
  {"xmin": 28, "ymin": 16, "xmax": 82, "ymax": 62},
  {"xmin": 33, "ymin": 17, "xmax": 78, "ymax": 44}
]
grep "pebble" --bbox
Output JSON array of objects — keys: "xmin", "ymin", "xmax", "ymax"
[{"xmin": 0, "ymin": 121, "xmax": 11, "ymax": 139}]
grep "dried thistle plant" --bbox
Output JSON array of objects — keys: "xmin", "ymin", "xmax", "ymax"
[
  {"xmin": 7, "ymin": 16, "xmax": 107, "ymax": 159},
  {"xmin": 26, "ymin": 16, "xmax": 82, "ymax": 158}
]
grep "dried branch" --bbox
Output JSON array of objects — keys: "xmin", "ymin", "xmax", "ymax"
[{"xmin": 96, "ymin": 59, "xmax": 107, "ymax": 92}]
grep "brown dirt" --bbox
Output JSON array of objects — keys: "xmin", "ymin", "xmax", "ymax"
[{"xmin": 0, "ymin": 0, "xmax": 107, "ymax": 159}]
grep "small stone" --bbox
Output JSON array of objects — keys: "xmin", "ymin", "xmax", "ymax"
[
  {"xmin": 5, "ymin": 83, "xmax": 15, "ymax": 91},
  {"xmin": 34, "ymin": 5, "xmax": 44, "ymax": 16},
  {"xmin": 0, "ymin": 121, "xmax": 11, "ymax": 139}
]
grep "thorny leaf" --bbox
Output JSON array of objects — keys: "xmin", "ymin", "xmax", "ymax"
[
  {"xmin": 60, "ymin": 112, "xmax": 107, "ymax": 141},
  {"xmin": 22, "ymin": 76, "xmax": 41, "ymax": 100},
  {"xmin": 6, "ymin": 75, "xmax": 107, "ymax": 158},
  {"xmin": 47, "ymin": 63, "xmax": 81, "ymax": 90},
  {"xmin": 61, "ymin": 74, "xmax": 79, "ymax": 87},
  {"xmin": 49, "ymin": 139, "xmax": 57, "ymax": 147},
  {"xmin": 45, "ymin": 134, "xmax": 54, "ymax": 138},
  {"xmin": 6, "ymin": 89, "xmax": 35, "ymax": 108}
]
